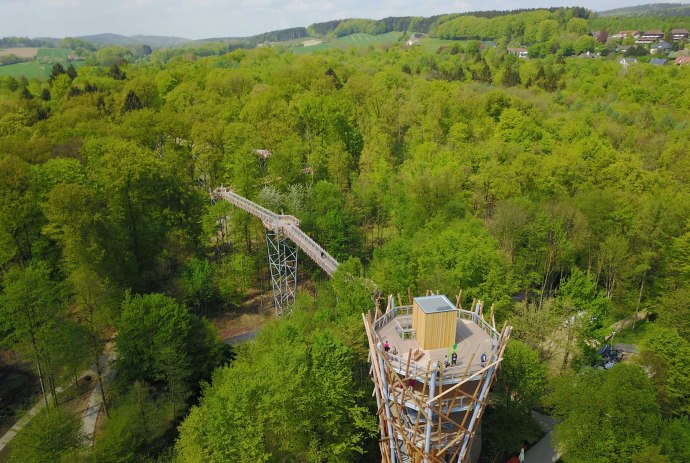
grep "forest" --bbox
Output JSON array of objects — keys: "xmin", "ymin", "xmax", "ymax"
[{"xmin": 1, "ymin": 6, "xmax": 690, "ymax": 463}]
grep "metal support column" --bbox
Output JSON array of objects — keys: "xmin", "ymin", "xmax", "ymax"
[
  {"xmin": 265, "ymin": 230, "xmax": 298, "ymax": 316},
  {"xmin": 378, "ymin": 343, "xmax": 397, "ymax": 463},
  {"xmin": 425, "ymin": 363, "xmax": 438, "ymax": 462}
]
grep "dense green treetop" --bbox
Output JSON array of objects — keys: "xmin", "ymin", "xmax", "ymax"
[{"xmin": 2, "ymin": 16, "xmax": 690, "ymax": 461}]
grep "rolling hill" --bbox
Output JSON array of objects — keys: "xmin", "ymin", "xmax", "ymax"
[
  {"xmin": 75, "ymin": 33, "xmax": 191, "ymax": 48},
  {"xmin": 598, "ymin": 2, "xmax": 690, "ymax": 17}
]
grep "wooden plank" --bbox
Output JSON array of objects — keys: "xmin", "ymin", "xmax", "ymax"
[
  {"xmin": 425, "ymin": 358, "xmax": 503, "ymax": 405},
  {"xmin": 380, "ymin": 348, "xmax": 430, "ymax": 420},
  {"xmin": 363, "ymin": 314, "xmax": 392, "ymax": 450},
  {"xmin": 451, "ymin": 370, "xmax": 487, "ymax": 463},
  {"xmin": 436, "ymin": 363, "xmax": 443, "ymax": 451},
  {"xmin": 410, "ymin": 362, "xmax": 431, "ymax": 452}
]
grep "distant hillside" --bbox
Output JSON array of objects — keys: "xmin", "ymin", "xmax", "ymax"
[
  {"xmin": 195, "ymin": 7, "xmax": 590, "ymax": 48},
  {"xmin": 307, "ymin": 8, "xmax": 588, "ymax": 38},
  {"xmin": 76, "ymin": 33, "xmax": 191, "ymax": 48},
  {"xmin": 200, "ymin": 27, "xmax": 308, "ymax": 45},
  {"xmin": 598, "ymin": 3, "xmax": 690, "ymax": 17}
]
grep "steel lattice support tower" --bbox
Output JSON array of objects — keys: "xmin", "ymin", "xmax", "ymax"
[
  {"xmin": 265, "ymin": 230, "xmax": 298, "ymax": 316},
  {"xmin": 211, "ymin": 187, "xmax": 338, "ymax": 316}
]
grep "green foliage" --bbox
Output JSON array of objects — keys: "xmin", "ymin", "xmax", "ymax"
[
  {"xmin": 659, "ymin": 418, "xmax": 690, "ymax": 463},
  {"xmin": 638, "ymin": 326, "xmax": 690, "ymax": 417},
  {"xmin": 558, "ymin": 268, "xmax": 610, "ymax": 340},
  {"xmin": 175, "ymin": 317, "xmax": 375, "ymax": 463},
  {"xmin": 8, "ymin": 408, "xmax": 84, "ymax": 463},
  {"xmin": 0, "ymin": 262, "xmax": 66, "ymax": 396},
  {"xmin": 330, "ymin": 257, "xmax": 374, "ymax": 319},
  {"xmin": 302, "ymin": 181, "xmax": 363, "ymax": 261},
  {"xmin": 122, "ymin": 90, "xmax": 143, "ymax": 112},
  {"xmin": 0, "ymin": 156, "xmax": 44, "ymax": 268},
  {"xmin": 91, "ymin": 382, "xmax": 175, "ymax": 463},
  {"xmin": 413, "ymin": 218, "xmax": 511, "ymax": 303},
  {"xmin": 180, "ymin": 257, "xmax": 215, "ymax": 314},
  {"xmin": 484, "ymin": 340, "xmax": 546, "ymax": 454},
  {"xmin": 2, "ymin": 11, "xmax": 690, "ymax": 460},
  {"xmin": 214, "ymin": 252, "xmax": 255, "ymax": 305},
  {"xmin": 116, "ymin": 293, "xmax": 223, "ymax": 397},
  {"xmin": 547, "ymin": 364, "xmax": 663, "ymax": 463}
]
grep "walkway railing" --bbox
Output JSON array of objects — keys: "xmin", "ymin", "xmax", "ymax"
[{"xmin": 212, "ymin": 187, "xmax": 339, "ymax": 276}]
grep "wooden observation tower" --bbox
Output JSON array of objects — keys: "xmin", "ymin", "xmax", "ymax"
[{"xmin": 363, "ymin": 293, "xmax": 511, "ymax": 463}]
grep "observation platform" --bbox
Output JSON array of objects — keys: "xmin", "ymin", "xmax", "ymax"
[{"xmin": 373, "ymin": 295, "xmax": 499, "ymax": 383}]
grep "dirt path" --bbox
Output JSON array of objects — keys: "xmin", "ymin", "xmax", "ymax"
[
  {"xmin": 525, "ymin": 411, "xmax": 561, "ymax": 463},
  {"xmin": 81, "ymin": 349, "xmax": 117, "ymax": 446},
  {"xmin": 210, "ymin": 290, "xmax": 274, "ymax": 340},
  {"xmin": 223, "ymin": 330, "xmax": 259, "ymax": 345}
]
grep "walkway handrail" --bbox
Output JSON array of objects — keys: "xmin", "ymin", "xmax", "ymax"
[
  {"xmin": 211, "ymin": 187, "xmax": 340, "ymax": 276},
  {"xmin": 213, "ymin": 187, "xmax": 282, "ymax": 226}
]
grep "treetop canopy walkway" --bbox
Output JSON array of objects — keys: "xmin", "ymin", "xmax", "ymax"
[{"xmin": 211, "ymin": 186, "xmax": 339, "ymax": 314}]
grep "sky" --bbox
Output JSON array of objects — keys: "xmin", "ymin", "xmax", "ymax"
[{"xmin": 0, "ymin": 0, "xmax": 681, "ymax": 40}]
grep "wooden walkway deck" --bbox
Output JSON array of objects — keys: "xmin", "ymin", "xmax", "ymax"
[{"xmin": 212, "ymin": 187, "xmax": 339, "ymax": 276}]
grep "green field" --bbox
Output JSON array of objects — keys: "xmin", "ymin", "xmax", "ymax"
[
  {"xmin": 418, "ymin": 38, "xmax": 473, "ymax": 52},
  {"xmin": 0, "ymin": 60, "xmax": 53, "ymax": 79},
  {"xmin": 36, "ymin": 48, "xmax": 71, "ymax": 59},
  {"xmin": 291, "ymin": 32, "xmax": 403, "ymax": 54},
  {"xmin": 0, "ymin": 48, "xmax": 78, "ymax": 79}
]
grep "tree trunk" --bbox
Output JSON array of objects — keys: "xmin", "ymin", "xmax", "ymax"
[
  {"xmin": 43, "ymin": 352, "xmax": 58, "ymax": 407},
  {"xmin": 125, "ymin": 179, "xmax": 140, "ymax": 273},
  {"xmin": 244, "ymin": 221, "xmax": 252, "ymax": 254},
  {"xmin": 539, "ymin": 249, "xmax": 553, "ymax": 309},
  {"xmin": 632, "ymin": 272, "xmax": 646, "ymax": 331},
  {"xmin": 31, "ymin": 332, "xmax": 49, "ymax": 408}
]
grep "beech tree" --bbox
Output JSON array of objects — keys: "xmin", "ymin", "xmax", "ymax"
[
  {"xmin": 116, "ymin": 292, "xmax": 223, "ymax": 397},
  {"xmin": 0, "ymin": 262, "xmax": 65, "ymax": 405},
  {"xmin": 547, "ymin": 364, "xmax": 663, "ymax": 463},
  {"xmin": 8, "ymin": 408, "xmax": 84, "ymax": 463}
]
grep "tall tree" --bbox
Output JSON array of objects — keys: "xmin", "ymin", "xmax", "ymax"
[
  {"xmin": 547, "ymin": 364, "xmax": 663, "ymax": 463},
  {"xmin": 0, "ymin": 262, "xmax": 64, "ymax": 405},
  {"xmin": 116, "ymin": 292, "xmax": 223, "ymax": 396},
  {"xmin": 8, "ymin": 408, "xmax": 84, "ymax": 463}
]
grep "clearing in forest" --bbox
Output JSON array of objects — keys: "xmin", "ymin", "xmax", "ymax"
[
  {"xmin": 36, "ymin": 48, "xmax": 71, "ymax": 59},
  {"xmin": 291, "ymin": 31, "xmax": 403, "ymax": 54},
  {"xmin": 0, "ymin": 48, "xmax": 38, "ymax": 58},
  {"xmin": 0, "ymin": 61, "xmax": 52, "ymax": 79}
]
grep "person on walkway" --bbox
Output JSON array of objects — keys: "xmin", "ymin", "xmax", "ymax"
[
  {"xmin": 444, "ymin": 355, "xmax": 450, "ymax": 368},
  {"xmin": 451, "ymin": 351, "xmax": 458, "ymax": 366},
  {"xmin": 519, "ymin": 446, "xmax": 525, "ymax": 462},
  {"xmin": 384, "ymin": 341, "xmax": 390, "ymax": 352},
  {"xmin": 480, "ymin": 352, "xmax": 487, "ymax": 368}
]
